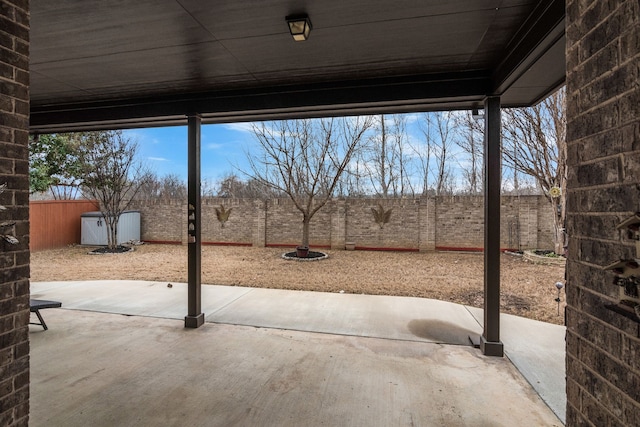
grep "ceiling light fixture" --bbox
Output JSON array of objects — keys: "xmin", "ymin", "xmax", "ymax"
[{"xmin": 286, "ymin": 14, "xmax": 312, "ymax": 41}]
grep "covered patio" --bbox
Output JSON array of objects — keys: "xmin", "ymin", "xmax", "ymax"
[
  {"xmin": 29, "ymin": 280, "xmax": 564, "ymax": 426},
  {"xmin": 1, "ymin": 0, "xmax": 635, "ymax": 425},
  {"xmin": 29, "ymin": 0, "xmax": 566, "ymax": 358},
  {"xmin": 7, "ymin": 0, "xmax": 569, "ymax": 425}
]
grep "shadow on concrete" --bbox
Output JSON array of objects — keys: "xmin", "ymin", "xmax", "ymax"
[{"xmin": 407, "ymin": 319, "xmax": 477, "ymax": 345}]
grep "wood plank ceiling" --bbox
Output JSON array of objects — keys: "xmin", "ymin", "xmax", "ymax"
[{"xmin": 29, "ymin": 0, "xmax": 565, "ymax": 132}]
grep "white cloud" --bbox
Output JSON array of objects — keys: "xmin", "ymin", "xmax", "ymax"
[
  {"xmin": 124, "ymin": 130, "xmax": 159, "ymax": 144},
  {"xmin": 403, "ymin": 113, "xmax": 421, "ymax": 124},
  {"xmin": 222, "ymin": 122, "xmax": 254, "ymax": 133}
]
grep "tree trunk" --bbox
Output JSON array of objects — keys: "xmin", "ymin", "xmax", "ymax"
[
  {"xmin": 106, "ymin": 214, "xmax": 119, "ymax": 251},
  {"xmin": 552, "ymin": 199, "xmax": 566, "ymax": 256},
  {"xmin": 301, "ymin": 215, "xmax": 310, "ymax": 248}
]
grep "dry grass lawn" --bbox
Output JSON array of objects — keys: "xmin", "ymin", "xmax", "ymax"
[{"xmin": 31, "ymin": 244, "xmax": 567, "ymax": 325}]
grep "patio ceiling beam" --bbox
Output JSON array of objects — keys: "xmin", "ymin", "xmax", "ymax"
[
  {"xmin": 481, "ymin": 96, "xmax": 504, "ymax": 357},
  {"xmin": 185, "ymin": 114, "xmax": 204, "ymax": 328},
  {"xmin": 491, "ymin": 0, "xmax": 565, "ymax": 97},
  {"xmin": 29, "ymin": 72, "xmax": 490, "ymax": 133}
]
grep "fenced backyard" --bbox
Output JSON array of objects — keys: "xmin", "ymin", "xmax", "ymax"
[
  {"xmin": 30, "ymin": 195, "xmax": 557, "ymax": 251},
  {"xmin": 30, "ymin": 243, "xmax": 566, "ymax": 325}
]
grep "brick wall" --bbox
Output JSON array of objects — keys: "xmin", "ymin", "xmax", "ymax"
[
  {"xmin": 202, "ymin": 198, "xmax": 255, "ymax": 245},
  {"xmin": 434, "ymin": 196, "xmax": 555, "ymax": 250},
  {"xmin": 133, "ymin": 199, "xmax": 186, "ymax": 243},
  {"xmin": 565, "ymin": 0, "xmax": 640, "ymax": 425},
  {"xmin": 346, "ymin": 198, "xmax": 422, "ymax": 249},
  {"xmin": 435, "ymin": 196, "xmax": 484, "ymax": 249},
  {"xmin": 0, "ymin": 1, "xmax": 30, "ymax": 426},
  {"xmin": 132, "ymin": 195, "xmax": 555, "ymax": 251},
  {"xmin": 265, "ymin": 198, "xmax": 333, "ymax": 247}
]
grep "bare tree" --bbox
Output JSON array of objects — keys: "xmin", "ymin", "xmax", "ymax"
[
  {"xmin": 159, "ymin": 174, "xmax": 187, "ymax": 200},
  {"xmin": 336, "ymin": 158, "xmax": 368, "ymax": 197},
  {"xmin": 246, "ymin": 117, "xmax": 373, "ymax": 253},
  {"xmin": 389, "ymin": 114, "xmax": 413, "ymax": 196},
  {"xmin": 502, "ymin": 87, "xmax": 567, "ymax": 254},
  {"xmin": 216, "ymin": 173, "xmax": 279, "ymax": 199},
  {"xmin": 413, "ymin": 112, "xmax": 456, "ymax": 195},
  {"xmin": 368, "ymin": 115, "xmax": 394, "ymax": 196},
  {"xmin": 454, "ymin": 112, "xmax": 484, "ymax": 194},
  {"xmin": 201, "ymin": 177, "xmax": 218, "ymax": 198},
  {"xmin": 408, "ymin": 123, "xmax": 432, "ymax": 196},
  {"xmin": 136, "ymin": 172, "xmax": 186, "ymax": 201},
  {"xmin": 216, "ymin": 174, "xmax": 249, "ymax": 198},
  {"xmin": 76, "ymin": 130, "xmax": 146, "ymax": 251},
  {"xmin": 358, "ymin": 114, "xmax": 413, "ymax": 197}
]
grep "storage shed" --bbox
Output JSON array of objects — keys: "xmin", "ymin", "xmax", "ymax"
[{"xmin": 81, "ymin": 211, "xmax": 141, "ymax": 246}]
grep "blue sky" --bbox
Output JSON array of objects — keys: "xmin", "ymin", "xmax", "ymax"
[
  {"xmin": 121, "ymin": 114, "xmax": 498, "ymax": 194},
  {"xmin": 125, "ymin": 116, "xmax": 439, "ymax": 183},
  {"xmin": 124, "ymin": 122, "xmax": 256, "ymax": 183}
]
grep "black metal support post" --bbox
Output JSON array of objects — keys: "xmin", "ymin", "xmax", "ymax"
[
  {"xmin": 185, "ymin": 114, "xmax": 204, "ymax": 328},
  {"xmin": 481, "ymin": 96, "xmax": 504, "ymax": 357}
]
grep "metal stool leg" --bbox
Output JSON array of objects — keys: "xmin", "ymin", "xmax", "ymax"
[{"xmin": 34, "ymin": 310, "xmax": 48, "ymax": 330}]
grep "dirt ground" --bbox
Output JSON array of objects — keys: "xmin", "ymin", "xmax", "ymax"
[{"xmin": 30, "ymin": 244, "xmax": 567, "ymax": 325}]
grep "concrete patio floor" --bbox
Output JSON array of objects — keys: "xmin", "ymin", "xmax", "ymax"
[{"xmin": 30, "ymin": 280, "xmax": 566, "ymax": 426}]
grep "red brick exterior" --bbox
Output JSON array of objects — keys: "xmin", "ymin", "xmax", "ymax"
[
  {"xmin": 565, "ymin": 0, "xmax": 640, "ymax": 425},
  {"xmin": 0, "ymin": 0, "xmax": 30, "ymax": 426}
]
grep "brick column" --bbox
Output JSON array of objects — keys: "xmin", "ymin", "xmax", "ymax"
[
  {"xmin": 565, "ymin": 1, "xmax": 640, "ymax": 425},
  {"xmin": 0, "ymin": 1, "xmax": 30, "ymax": 425},
  {"xmin": 252, "ymin": 199, "xmax": 266, "ymax": 247},
  {"xmin": 330, "ymin": 199, "xmax": 346, "ymax": 250},
  {"xmin": 181, "ymin": 201, "xmax": 188, "ymax": 244},
  {"xmin": 418, "ymin": 196, "xmax": 435, "ymax": 251}
]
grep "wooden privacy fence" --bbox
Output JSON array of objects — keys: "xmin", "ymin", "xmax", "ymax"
[{"xmin": 29, "ymin": 200, "xmax": 98, "ymax": 251}]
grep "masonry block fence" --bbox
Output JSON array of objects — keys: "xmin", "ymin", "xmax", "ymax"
[{"xmin": 128, "ymin": 195, "xmax": 556, "ymax": 251}]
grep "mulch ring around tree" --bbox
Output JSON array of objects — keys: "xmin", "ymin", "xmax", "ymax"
[
  {"xmin": 282, "ymin": 250, "xmax": 329, "ymax": 261},
  {"xmin": 88, "ymin": 245, "xmax": 135, "ymax": 255}
]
